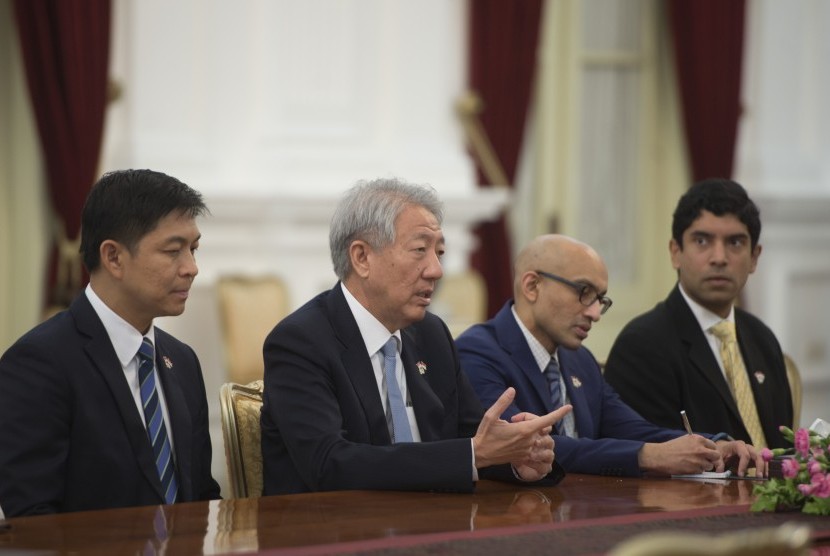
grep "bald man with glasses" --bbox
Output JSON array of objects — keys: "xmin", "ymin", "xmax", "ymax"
[{"xmin": 456, "ymin": 235, "xmax": 763, "ymax": 478}]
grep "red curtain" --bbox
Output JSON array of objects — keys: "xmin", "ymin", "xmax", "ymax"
[
  {"xmin": 468, "ymin": 0, "xmax": 544, "ymax": 316},
  {"xmin": 669, "ymin": 0, "xmax": 746, "ymax": 181},
  {"xmin": 13, "ymin": 0, "xmax": 111, "ymax": 308}
]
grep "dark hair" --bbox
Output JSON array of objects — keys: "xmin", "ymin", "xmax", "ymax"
[
  {"xmin": 671, "ymin": 178, "xmax": 761, "ymax": 249},
  {"xmin": 80, "ymin": 169, "xmax": 208, "ymax": 271}
]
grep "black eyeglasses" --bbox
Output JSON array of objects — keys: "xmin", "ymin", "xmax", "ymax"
[{"xmin": 535, "ymin": 270, "xmax": 613, "ymax": 315}]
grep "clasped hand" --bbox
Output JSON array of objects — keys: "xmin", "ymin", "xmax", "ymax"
[{"xmin": 472, "ymin": 387, "xmax": 572, "ymax": 481}]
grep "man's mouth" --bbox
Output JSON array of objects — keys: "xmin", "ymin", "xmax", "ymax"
[{"xmin": 705, "ymin": 275, "xmax": 732, "ymax": 286}]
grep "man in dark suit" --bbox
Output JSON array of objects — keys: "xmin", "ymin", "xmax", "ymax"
[
  {"xmin": 604, "ymin": 179, "xmax": 792, "ymax": 449},
  {"xmin": 260, "ymin": 178, "xmax": 570, "ymax": 495},
  {"xmin": 457, "ymin": 234, "xmax": 762, "ymax": 477},
  {"xmin": 0, "ymin": 169, "xmax": 221, "ymax": 517}
]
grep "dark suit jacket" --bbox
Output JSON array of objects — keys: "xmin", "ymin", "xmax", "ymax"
[
  {"xmin": 456, "ymin": 302, "xmax": 683, "ymax": 477},
  {"xmin": 0, "ymin": 294, "xmax": 221, "ymax": 517},
  {"xmin": 604, "ymin": 285, "xmax": 792, "ymax": 448},
  {"xmin": 260, "ymin": 284, "xmax": 565, "ymax": 495}
]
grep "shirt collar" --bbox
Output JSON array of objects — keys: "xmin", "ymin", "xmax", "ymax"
[
  {"xmin": 677, "ymin": 282, "xmax": 735, "ymax": 331},
  {"xmin": 511, "ymin": 303, "xmax": 555, "ymax": 373},
  {"xmin": 341, "ymin": 283, "xmax": 401, "ymax": 357},
  {"xmin": 85, "ymin": 284, "xmax": 156, "ymax": 366}
]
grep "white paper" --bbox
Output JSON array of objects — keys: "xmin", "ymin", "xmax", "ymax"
[{"xmin": 671, "ymin": 470, "xmax": 732, "ymax": 480}]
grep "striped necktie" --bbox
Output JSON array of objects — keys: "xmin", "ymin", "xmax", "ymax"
[
  {"xmin": 381, "ymin": 337, "xmax": 413, "ymax": 443},
  {"xmin": 544, "ymin": 357, "xmax": 565, "ymax": 435},
  {"xmin": 710, "ymin": 321, "xmax": 767, "ymax": 448},
  {"xmin": 137, "ymin": 338, "xmax": 179, "ymax": 504},
  {"xmin": 544, "ymin": 356, "xmax": 577, "ymax": 437}
]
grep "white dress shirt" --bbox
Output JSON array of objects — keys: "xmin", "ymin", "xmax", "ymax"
[
  {"xmin": 341, "ymin": 283, "xmax": 421, "ymax": 441},
  {"xmin": 678, "ymin": 283, "xmax": 737, "ymax": 380},
  {"xmin": 512, "ymin": 305, "xmax": 578, "ymax": 438},
  {"xmin": 85, "ymin": 284, "xmax": 176, "ymax": 453}
]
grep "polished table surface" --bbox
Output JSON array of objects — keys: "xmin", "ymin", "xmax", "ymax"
[{"xmin": 0, "ymin": 474, "xmax": 775, "ymax": 555}]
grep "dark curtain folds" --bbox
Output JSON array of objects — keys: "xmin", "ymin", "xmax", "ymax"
[
  {"xmin": 669, "ymin": 0, "xmax": 745, "ymax": 182},
  {"xmin": 13, "ymin": 0, "xmax": 111, "ymax": 308},
  {"xmin": 468, "ymin": 0, "xmax": 544, "ymax": 316}
]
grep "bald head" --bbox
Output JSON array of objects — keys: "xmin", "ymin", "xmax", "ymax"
[
  {"xmin": 513, "ymin": 234, "xmax": 609, "ymax": 352},
  {"xmin": 514, "ymin": 235, "xmax": 605, "ymax": 297}
]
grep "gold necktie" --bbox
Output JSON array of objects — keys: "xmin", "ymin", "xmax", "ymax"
[{"xmin": 710, "ymin": 321, "xmax": 767, "ymax": 448}]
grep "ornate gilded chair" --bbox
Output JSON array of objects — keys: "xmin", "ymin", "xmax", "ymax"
[
  {"xmin": 430, "ymin": 270, "xmax": 487, "ymax": 338},
  {"xmin": 216, "ymin": 275, "xmax": 289, "ymax": 384},
  {"xmin": 219, "ymin": 380, "xmax": 265, "ymax": 498}
]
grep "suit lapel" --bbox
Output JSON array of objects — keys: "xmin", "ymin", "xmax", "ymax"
[
  {"xmin": 668, "ymin": 287, "xmax": 743, "ymax": 422},
  {"xmin": 327, "ymin": 285, "xmax": 391, "ymax": 444},
  {"xmin": 494, "ymin": 305, "xmax": 554, "ymax": 413},
  {"xmin": 734, "ymin": 312, "xmax": 775, "ymax": 429},
  {"xmin": 154, "ymin": 334, "xmax": 192, "ymax": 501},
  {"xmin": 557, "ymin": 351, "xmax": 591, "ymax": 434},
  {"xmin": 71, "ymin": 295, "xmax": 166, "ymax": 501},
  {"xmin": 400, "ymin": 327, "xmax": 443, "ymax": 441}
]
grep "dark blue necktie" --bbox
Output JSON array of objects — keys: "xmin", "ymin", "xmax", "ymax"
[
  {"xmin": 137, "ymin": 338, "xmax": 179, "ymax": 504},
  {"xmin": 544, "ymin": 356, "xmax": 565, "ymax": 435},
  {"xmin": 381, "ymin": 337, "xmax": 413, "ymax": 443}
]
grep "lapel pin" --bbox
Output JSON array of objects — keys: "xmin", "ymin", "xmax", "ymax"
[
  {"xmin": 416, "ymin": 361, "xmax": 427, "ymax": 375},
  {"xmin": 163, "ymin": 356, "xmax": 173, "ymax": 369},
  {"xmin": 754, "ymin": 371, "xmax": 765, "ymax": 384},
  {"xmin": 570, "ymin": 376, "xmax": 582, "ymax": 388}
]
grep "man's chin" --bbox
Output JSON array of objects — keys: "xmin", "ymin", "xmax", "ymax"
[{"xmin": 403, "ymin": 306, "xmax": 428, "ymax": 325}]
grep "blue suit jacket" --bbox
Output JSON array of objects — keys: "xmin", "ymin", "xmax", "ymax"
[
  {"xmin": 456, "ymin": 302, "xmax": 684, "ymax": 476},
  {"xmin": 260, "ymin": 285, "xmax": 565, "ymax": 494},
  {"xmin": 0, "ymin": 294, "xmax": 220, "ymax": 516}
]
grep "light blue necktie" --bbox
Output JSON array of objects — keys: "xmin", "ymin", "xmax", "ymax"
[
  {"xmin": 137, "ymin": 338, "xmax": 179, "ymax": 504},
  {"xmin": 543, "ymin": 356, "xmax": 565, "ymax": 436},
  {"xmin": 381, "ymin": 337, "xmax": 413, "ymax": 443}
]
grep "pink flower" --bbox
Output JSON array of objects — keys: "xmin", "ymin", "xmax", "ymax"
[
  {"xmin": 760, "ymin": 447, "xmax": 774, "ymax": 462},
  {"xmin": 781, "ymin": 457, "xmax": 801, "ymax": 479},
  {"xmin": 807, "ymin": 473, "xmax": 830, "ymax": 498},
  {"xmin": 808, "ymin": 460, "xmax": 823, "ymax": 476},
  {"xmin": 795, "ymin": 428, "xmax": 810, "ymax": 457},
  {"xmin": 798, "ymin": 482, "xmax": 815, "ymax": 496}
]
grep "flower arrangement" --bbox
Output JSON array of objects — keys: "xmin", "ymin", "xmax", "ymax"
[{"xmin": 752, "ymin": 426, "xmax": 830, "ymax": 515}]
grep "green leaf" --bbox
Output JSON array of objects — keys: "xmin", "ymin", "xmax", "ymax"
[
  {"xmin": 802, "ymin": 497, "xmax": 830, "ymax": 515},
  {"xmin": 751, "ymin": 496, "xmax": 779, "ymax": 512}
]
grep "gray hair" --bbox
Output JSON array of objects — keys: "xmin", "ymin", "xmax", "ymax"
[{"xmin": 329, "ymin": 177, "xmax": 444, "ymax": 280}]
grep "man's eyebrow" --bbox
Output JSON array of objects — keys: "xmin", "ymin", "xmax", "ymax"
[{"xmin": 162, "ymin": 234, "xmax": 201, "ymax": 245}]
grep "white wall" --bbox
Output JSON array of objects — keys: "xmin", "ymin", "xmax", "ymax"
[{"xmin": 736, "ymin": 0, "xmax": 830, "ymax": 427}]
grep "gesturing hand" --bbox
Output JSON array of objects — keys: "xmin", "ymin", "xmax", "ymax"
[{"xmin": 473, "ymin": 387, "xmax": 572, "ymax": 473}]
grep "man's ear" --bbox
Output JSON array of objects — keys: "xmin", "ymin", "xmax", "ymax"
[
  {"xmin": 99, "ymin": 240, "xmax": 125, "ymax": 278},
  {"xmin": 519, "ymin": 271, "xmax": 540, "ymax": 303},
  {"xmin": 349, "ymin": 240, "xmax": 372, "ymax": 279},
  {"xmin": 669, "ymin": 238, "xmax": 682, "ymax": 271},
  {"xmin": 749, "ymin": 243, "xmax": 762, "ymax": 274}
]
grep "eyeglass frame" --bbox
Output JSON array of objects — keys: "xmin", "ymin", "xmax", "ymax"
[{"xmin": 534, "ymin": 270, "xmax": 613, "ymax": 315}]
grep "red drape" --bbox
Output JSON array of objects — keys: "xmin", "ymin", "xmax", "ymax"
[
  {"xmin": 468, "ymin": 0, "xmax": 544, "ymax": 316},
  {"xmin": 13, "ymin": 0, "xmax": 111, "ymax": 308},
  {"xmin": 669, "ymin": 0, "xmax": 745, "ymax": 181}
]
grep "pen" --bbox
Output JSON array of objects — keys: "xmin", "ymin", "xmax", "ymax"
[{"xmin": 680, "ymin": 410, "xmax": 693, "ymax": 435}]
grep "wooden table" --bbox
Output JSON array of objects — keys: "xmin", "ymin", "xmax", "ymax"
[{"xmin": 0, "ymin": 474, "xmax": 781, "ymax": 555}]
